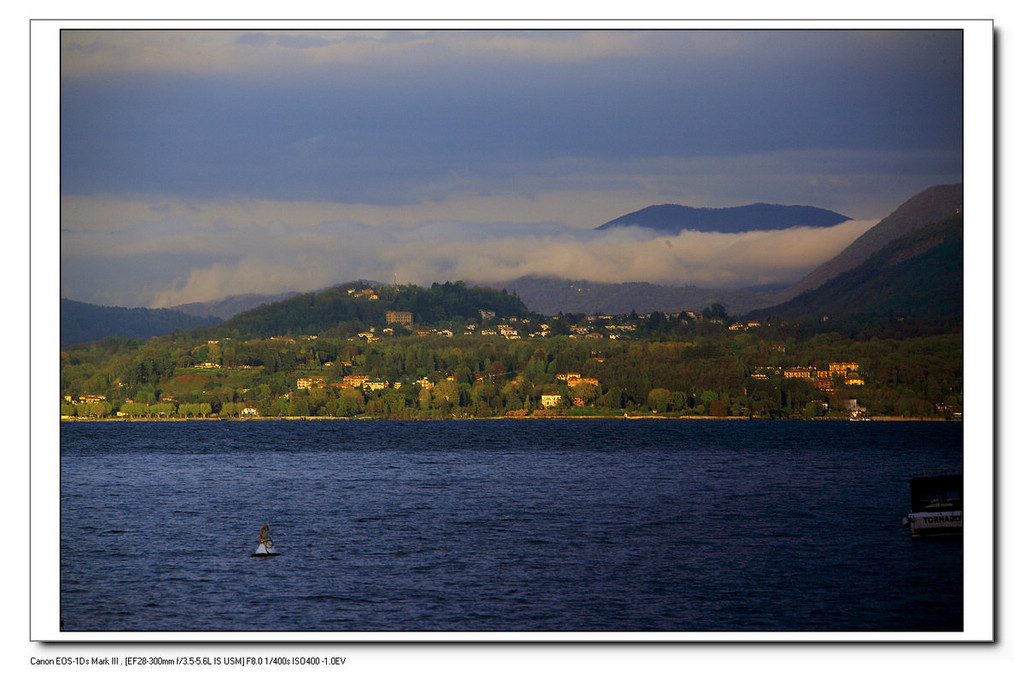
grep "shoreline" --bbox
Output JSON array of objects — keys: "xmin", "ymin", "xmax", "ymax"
[{"xmin": 59, "ymin": 414, "xmax": 957, "ymax": 423}]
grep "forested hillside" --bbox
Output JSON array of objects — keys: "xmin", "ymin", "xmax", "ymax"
[
  {"xmin": 61, "ymin": 294, "xmax": 962, "ymax": 422},
  {"xmin": 750, "ymin": 212, "xmax": 963, "ymax": 321},
  {"xmin": 773, "ymin": 183, "xmax": 963, "ymax": 302},
  {"xmin": 61, "ymin": 299, "xmax": 222, "ymax": 347},
  {"xmin": 215, "ymin": 281, "xmax": 531, "ymax": 339}
]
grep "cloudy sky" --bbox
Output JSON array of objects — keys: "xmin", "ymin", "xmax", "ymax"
[{"xmin": 57, "ymin": 27, "xmax": 964, "ymax": 308}]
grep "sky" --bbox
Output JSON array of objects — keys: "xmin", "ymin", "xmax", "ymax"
[{"xmin": 57, "ymin": 27, "xmax": 965, "ymax": 308}]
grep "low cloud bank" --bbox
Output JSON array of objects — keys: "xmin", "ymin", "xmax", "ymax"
[{"xmin": 114, "ymin": 218, "xmax": 875, "ymax": 309}]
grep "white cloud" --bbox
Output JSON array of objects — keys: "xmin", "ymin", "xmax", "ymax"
[
  {"xmin": 59, "ymin": 184, "xmax": 889, "ymax": 308},
  {"xmin": 148, "ymin": 257, "xmax": 339, "ymax": 309},
  {"xmin": 126, "ymin": 215, "xmax": 874, "ymax": 308}
]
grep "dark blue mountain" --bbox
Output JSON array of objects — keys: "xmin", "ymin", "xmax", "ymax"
[
  {"xmin": 770, "ymin": 183, "xmax": 963, "ymax": 301},
  {"xmin": 595, "ymin": 202, "xmax": 850, "ymax": 234},
  {"xmin": 60, "ymin": 299, "xmax": 222, "ymax": 347},
  {"xmin": 170, "ymin": 291, "xmax": 300, "ymax": 320},
  {"xmin": 747, "ymin": 211, "xmax": 963, "ymax": 321}
]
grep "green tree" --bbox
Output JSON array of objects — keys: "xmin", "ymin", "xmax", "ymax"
[
  {"xmin": 647, "ymin": 388, "xmax": 671, "ymax": 413},
  {"xmin": 432, "ymin": 380, "xmax": 460, "ymax": 408}
]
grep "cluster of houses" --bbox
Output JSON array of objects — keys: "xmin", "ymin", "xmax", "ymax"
[
  {"xmin": 376, "ymin": 310, "xmax": 743, "ymax": 342},
  {"xmin": 348, "ymin": 287, "xmax": 379, "ymax": 300},
  {"xmin": 292, "ymin": 367, "xmax": 604, "ymax": 410},
  {"xmin": 296, "ymin": 374, "xmax": 443, "ymax": 394},
  {"xmin": 540, "ymin": 372, "xmax": 602, "ymax": 408},
  {"xmin": 751, "ymin": 361, "xmax": 864, "ymax": 392},
  {"xmin": 362, "ymin": 310, "xmax": 536, "ymax": 341},
  {"xmin": 344, "ymin": 307, "xmax": 780, "ymax": 343},
  {"xmin": 65, "ymin": 394, "xmax": 107, "ymax": 404},
  {"xmin": 297, "ymin": 374, "xmax": 391, "ymax": 392},
  {"xmin": 554, "ymin": 372, "xmax": 600, "ymax": 389}
]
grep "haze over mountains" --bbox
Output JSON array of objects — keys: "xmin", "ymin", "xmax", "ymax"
[{"xmin": 60, "ymin": 184, "xmax": 964, "ymax": 346}]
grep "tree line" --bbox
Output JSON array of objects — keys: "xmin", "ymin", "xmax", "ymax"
[{"xmin": 60, "ymin": 311, "xmax": 963, "ymax": 420}]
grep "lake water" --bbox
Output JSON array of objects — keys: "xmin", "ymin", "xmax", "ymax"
[{"xmin": 59, "ymin": 419, "xmax": 963, "ymax": 633}]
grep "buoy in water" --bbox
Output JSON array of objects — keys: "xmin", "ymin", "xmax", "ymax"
[{"xmin": 250, "ymin": 523, "xmax": 281, "ymax": 558}]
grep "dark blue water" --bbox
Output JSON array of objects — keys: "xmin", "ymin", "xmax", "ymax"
[{"xmin": 60, "ymin": 419, "xmax": 963, "ymax": 632}]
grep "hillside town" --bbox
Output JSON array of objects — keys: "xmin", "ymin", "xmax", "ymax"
[{"xmin": 61, "ymin": 284, "xmax": 962, "ymax": 422}]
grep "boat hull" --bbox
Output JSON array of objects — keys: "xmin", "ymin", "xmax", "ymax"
[{"xmin": 903, "ymin": 510, "xmax": 963, "ymax": 537}]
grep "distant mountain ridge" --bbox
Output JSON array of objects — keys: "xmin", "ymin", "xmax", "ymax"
[
  {"xmin": 486, "ymin": 277, "xmax": 774, "ymax": 316},
  {"xmin": 170, "ymin": 291, "xmax": 301, "ymax": 321},
  {"xmin": 595, "ymin": 202, "xmax": 851, "ymax": 234},
  {"xmin": 770, "ymin": 184, "xmax": 963, "ymax": 303},
  {"xmin": 62, "ymin": 186, "xmax": 964, "ymax": 342},
  {"xmin": 60, "ymin": 299, "xmax": 222, "ymax": 347},
  {"xmin": 489, "ymin": 186, "xmax": 962, "ymax": 316},
  {"xmin": 748, "ymin": 211, "xmax": 963, "ymax": 321}
]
